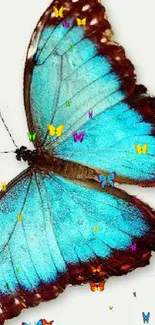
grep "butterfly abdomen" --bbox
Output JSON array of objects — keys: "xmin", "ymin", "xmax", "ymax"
[
  {"xmin": 55, "ymin": 160, "xmax": 95, "ymax": 181},
  {"xmin": 34, "ymin": 153, "xmax": 96, "ymax": 181}
]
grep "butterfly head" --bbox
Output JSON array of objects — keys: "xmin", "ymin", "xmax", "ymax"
[
  {"xmin": 15, "ymin": 147, "xmax": 37, "ymax": 165},
  {"xmin": 14, "ymin": 147, "xmax": 61, "ymax": 172}
]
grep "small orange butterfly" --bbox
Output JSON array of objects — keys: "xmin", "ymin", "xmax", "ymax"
[
  {"xmin": 89, "ymin": 281, "xmax": 105, "ymax": 292},
  {"xmin": 42, "ymin": 320, "xmax": 54, "ymax": 325},
  {"xmin": 91, "ymin": 265, "xmax": 106, "ymax": 277},
  {"xmin": 91, "ymin": 265, "xmax": 102, "ymax": 274}
]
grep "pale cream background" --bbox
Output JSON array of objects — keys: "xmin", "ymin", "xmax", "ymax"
[{"xmin": 0, "ymin": 1, "xmax": 155, "ymax": 324}]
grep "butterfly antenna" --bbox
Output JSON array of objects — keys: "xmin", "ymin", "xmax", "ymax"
[
  {"xmin": 0, "ymin": 111, "xmax": 18, "ymax": 148},
  {"xmin": 0, "ymin": 150, "xmax": 15, "ymax": 154}
]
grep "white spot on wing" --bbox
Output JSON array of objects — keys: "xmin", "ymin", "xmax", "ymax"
[
  {"xmin": 51, "ymin": 12, "xmax": 55, "ymax": 18},
  {"xmin": 27, "ymin": 46, "xmax": 36, "ymax": 59},
  {"xmin": 82, "ymin": 4, "xmax": 90, "ymax": 11},
  {"xmin": 14, "ymin": 298, "xmax": 20, "ymax": 305},
  {"xmin": 90, "ymin": 18, "xmax": 98, "ymax": 25},
  {"xmin": 115, "ymin": 56, "xmax": 121, "ymax": 61},
  {"xmin": 101, "ymin": 37, "xmax": 107, "ymax": 43},
  {"xmin": 35, "ymin": 293, "xmax": 41, "ymax": 298}
]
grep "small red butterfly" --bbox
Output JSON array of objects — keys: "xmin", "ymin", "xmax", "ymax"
[{"xmin": 89, "ymin": 281, "xmax": 105, "ymax": 292}]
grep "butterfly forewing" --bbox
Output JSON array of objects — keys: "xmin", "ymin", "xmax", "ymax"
[{"xmin": 24, "ymin": 0, "xmax": 155, "ymax": 186}]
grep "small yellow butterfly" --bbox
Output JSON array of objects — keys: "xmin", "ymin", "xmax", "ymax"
[
  {"xmin": 94, "ymin": 226, "xmax": 99, "ymax": 232},
  {"xmin": 17, "ymin": 214, "xmax": 22, "ymax": 222},
  {"xmin": 135, "ymin": 144, "xmax": 148, "ymax": 155},
  {"xmin": 53, "ymin": 6, "xmax": 64, "ymax": 18},
  {"xmin": 76, "ymin": 18, "xmax": 87, "ymax": 26},
  {"xmin": 1, "ymin": 182, "xmax": 6, "ymax": 192},
  {"xmin": 48, "ymin": 124, "xmax": 64, "ymax": 137}
]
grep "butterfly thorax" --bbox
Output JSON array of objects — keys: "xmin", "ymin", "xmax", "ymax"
[{"xmin": 15, "ymin": 146, "xmax": 54, "ymax": 169}]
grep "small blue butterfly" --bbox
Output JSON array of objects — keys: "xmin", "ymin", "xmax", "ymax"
[
  {"xmin": 142, "ymin": 312, "xmax": 150, "ymax": 324},
  {"xmin": 22, "ymin": 320, "xmax": 44, "ymax": 325},
  {"xmin": 98, "ymin": 172, "xmax": 116, "ymax": 188}
]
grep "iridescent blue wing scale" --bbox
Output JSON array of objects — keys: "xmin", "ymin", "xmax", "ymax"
[
  {"xmin": 0, "ymin": 170, "xmax": 155, "ymax": 322},
  {"xmin": 0, "ymin": 170, "xmax": 68, "ymax": 323},
  {"xmin": 24, "ymin": 0, "xmax": 155, "ymax": 186}
]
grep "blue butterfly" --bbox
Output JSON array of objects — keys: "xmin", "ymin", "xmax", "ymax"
[
  {"xmin": 142, "ymin": 312, "xmax": 150, "ymax": 324},
  {"xmin": 0, "ymin": 0, "xmax": 155, "ymax": 323},
  {"xmin": 98, "ymin": 172, "xmax": 116, "ymax": 188},
  {"xmin": 22, "ymin": 320, "xmax": 43, "ymax": 325}
]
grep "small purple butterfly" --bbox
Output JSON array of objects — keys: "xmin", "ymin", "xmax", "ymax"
[
  {"xmin": 130, "ymin": 243, "xmax": 136, "ymax": 251},
  {"xmin": 88, "ymin": 110, "xmax": 93, "ymax": 119},
  {"xmin": 62, "ymin": 21, "xmax": 70, "ymax": 27},
  {"xmin": 72, "ymin": 131, "xmax": 85, "ymax": 142}
]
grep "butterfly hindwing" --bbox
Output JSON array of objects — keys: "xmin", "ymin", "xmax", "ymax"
[{"xmin": 0, "ymin": 169, "xmax": 155, "ymax": 320}]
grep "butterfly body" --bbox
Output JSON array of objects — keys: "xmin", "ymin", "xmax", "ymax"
[{"xmin": 14, "ymin": 147, "xmax": 96, "ymax": 181}]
